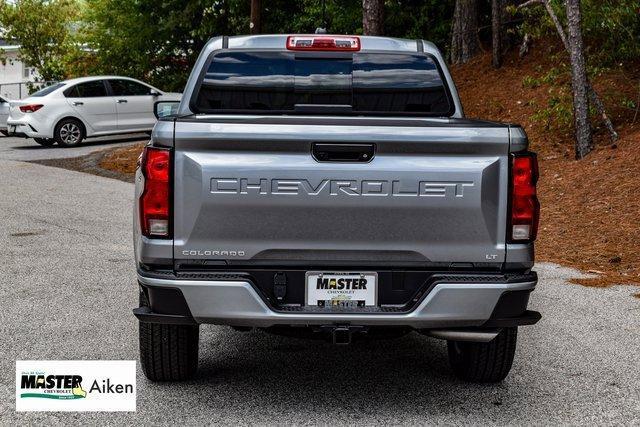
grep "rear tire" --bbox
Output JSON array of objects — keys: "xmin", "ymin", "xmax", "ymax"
[
  {"xmin": 34, "ymin": 138, "xmax": 55, "ymax": 147},
  {"xmin": 54, "ymin": 118, "xmax": 85, "ymax": 147},
  {"xmin": 138, "ymin": 292, "xmax": 200, "ymax": 381},
  {"xmin": 447, "ymin": 327, "xmax": 517, "ymax": 383}
]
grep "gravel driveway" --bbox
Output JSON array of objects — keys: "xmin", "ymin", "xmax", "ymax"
[{"xmin": 1, "ymin": 137, "xmax": 639, "ymax": 425}]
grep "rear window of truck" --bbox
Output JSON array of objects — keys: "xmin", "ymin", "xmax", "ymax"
[{"xmin": 192, "ymin": 51, "xmax": 453, "ymax": 116}]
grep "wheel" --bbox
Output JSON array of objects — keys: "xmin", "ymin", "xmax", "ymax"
[
  {"xmin": 447, "ymin": 327, "xmax": 517, "ymax": 383},
  {"xmin": 34, "ymin": 138, "xmax": 55, "ymax": 147},
  {"xmin": 138, "ymin": 292, "xmax": 199, "ymax": 381},
  {"xmin": 54, "ymin": 118, "xmax": 85, "ymax": 147}
]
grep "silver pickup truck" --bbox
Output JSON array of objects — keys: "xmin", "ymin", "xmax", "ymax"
[{"xmin": 133, "ymin": 34, "xmax": 540, "ymax": 383}]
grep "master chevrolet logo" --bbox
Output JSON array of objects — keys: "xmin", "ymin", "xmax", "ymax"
[
  {"xmin": 317, "ymin": 277, "xmax": 367, "ymax": 290},
  {"xmin": 16, "ymin": 361, "xmax": 136, "ymax": 412},
  {"xmin": 211, "ymin": 178, "xmax": 474, "ymax": 198},
  {"xmin": 20, "ymin": 374, "xmax": 87, "ymax": 400},
  {"xmin": 19, "ymin": 373, "xmax": 133, "ymax": 399}
]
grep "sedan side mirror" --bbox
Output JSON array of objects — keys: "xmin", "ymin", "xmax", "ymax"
[
  {"xmin": 154, "ymin": 101, "xmax": 180, "ymax": 119},
  {"xmin": 149, "ymin": 89, "xmax": 161, "ymax": 97}
]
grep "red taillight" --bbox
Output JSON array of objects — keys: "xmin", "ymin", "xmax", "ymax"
[
  {"xmin": 286, "ymin": 35, "xmax": 361, "ymax": 51},
  {"xmin": 509, "ymin": 153, "xmax": 540, "ymax": 242},
  {"xmin": 139, "ymin": 147, "xmax": 171, "ymax": 238},
  {"xmin": 19, "ymin": 104, "xmax": 44, "ymax": 113}
]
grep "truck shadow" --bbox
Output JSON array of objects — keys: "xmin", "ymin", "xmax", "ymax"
[{"xmin": 176, "ymin": 326, "xmax": 505, "ymax": 416}]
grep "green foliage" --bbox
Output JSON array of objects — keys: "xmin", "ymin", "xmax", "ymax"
[
  {"xmin": 80, "ymin": 0, "xmax": 250, "ymax": 91},
  {"xmin": 523, "ymin": 65, "xmax": 584, "ymax": 131},
  {"xmin": 542, "ymin": 67, "xmax": 562, "ymax": 85},
  {"xmin": 263, "ymin": 0, "xmax": 454, "ymax": 49},
  {"xmin": 0, "ymin": 0, "xmax": 81, "ymax": 81},
  {"xmin": 79, "ymin": 0, "xmax": 457, "ymax": 92},
  {"xmin": 522, "ymin": 75, "xmax": 541, "ymax": 89},
  {"xmin": 621, "ymin": 98, "xmax": 636, "ymax": 110},
  {"xmin": 80, "ymin": 0, "xmax": 360, "ymax": 91},
  {"xmin": 532, "ymin": 90, "xmax": 573, "ymax": 131},
  {"xmin": 518, "ymin": 0, "xmax": 640, "ymax": 64},
  {"xmin": 385, "ymin": 0, "xmax": 454, "ymax": 50},
  {"xmin": 579, "ymin": 0, "xmax": 640, "ymax": 63},
  {"xmin": 530, "ymin": 82, "xmax": 609, "ymax": 132},
  {"xmin": 262, "ymin": 0, "xmax": 361, "ymax": 34},
  {"xmin": 523, "ymin": 67, "xmax": 563, "ymax": 89}
]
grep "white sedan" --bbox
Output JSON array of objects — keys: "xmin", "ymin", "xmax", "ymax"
[{"xmin": 7, "ymin": 76, "xmax": 181, "ymax": 146}]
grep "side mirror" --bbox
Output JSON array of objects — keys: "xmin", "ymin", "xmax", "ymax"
[
  {"xmin": 154, "ymin": 101, "xmax": 180, "ymax": 119},
  {"xmin": 149, "ymin": 89, "xmax": 161, "ymax": 97}
]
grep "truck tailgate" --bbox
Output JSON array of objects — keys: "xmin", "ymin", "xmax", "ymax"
[{"xmin": 173, "ymin": 118, "xmax": 510, "ymax": 267}]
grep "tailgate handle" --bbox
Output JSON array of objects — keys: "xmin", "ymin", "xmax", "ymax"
[{"xmin": 312, "ymin": 143, "xmax": 375, "ymax": 162}]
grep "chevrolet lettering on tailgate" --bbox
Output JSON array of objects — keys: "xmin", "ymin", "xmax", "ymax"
[{"xmin": 210, "ymin": 178, "xmax": 475, "ymax": 198}]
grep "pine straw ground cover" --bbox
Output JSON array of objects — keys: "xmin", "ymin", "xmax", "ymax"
[
  {"xmin": 99, "ymin": 42, "xmax": 640, "ymax": 288},
  {"xmin": 99, "ymin": 142, "xmax": 145, "ymax": 176},
  {"xmin": 453, "ymin": 43, "xmax": 640, "ymax": 288}
]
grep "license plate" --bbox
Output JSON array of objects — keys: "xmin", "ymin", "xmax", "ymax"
[
  {"xmin": 306, "ymin": 272, "xmax": 377, "ymax": 308},
  {"xmin": 8, "ymin": 125, "xmax": 16, "ymax": 134}
]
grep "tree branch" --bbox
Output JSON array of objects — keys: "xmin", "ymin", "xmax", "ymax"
[
  {"xmin": 542, "ymin": 1, "xmax": 569, "ymax": 50},
  {"xmin": 519, "ymin": 33, "xmax": 532, "ymax": 58},
  {"xmin": 517, "ymin": 0, "xmax": 543, "ymax": 10}
]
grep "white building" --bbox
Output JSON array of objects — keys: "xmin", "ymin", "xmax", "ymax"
[{"xmin": 0, "ymin": 40, "xmax": 37, "ymax": 100}]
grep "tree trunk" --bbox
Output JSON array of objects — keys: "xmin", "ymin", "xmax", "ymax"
[
  {"xmin": 362, "ymin": 0, "xmax": 384, "ymax": 36},
  {"xmin": 250, "ymin": 0, "xmax": 261, "ymax": 34},
  {"xmin": 565, "ymin": 0, "xmax": 592, "ymax": 159},
  {"xmin": 492, "ymin": 0, "xmax": 503, "ymax": 68},
  {"xmin": 450, "ymin": 0, "xmax": 479, "ymax": 64}
]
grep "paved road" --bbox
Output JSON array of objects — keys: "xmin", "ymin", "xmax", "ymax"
[{"xmin": 1, "ymin": 138, "xmax": 639, "ymax": 424}]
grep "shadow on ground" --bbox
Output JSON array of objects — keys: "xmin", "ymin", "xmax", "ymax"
[
  {"xmin": 137, "ymin": 327, "xmax": 501, "ymax": 421},
  {"xmin": 9, "ymin": 135, "xmax": 146, "ymax": 150},
  {"xmin": 26, "ymin": 135, "xmax": 147, "ymax": 182}
]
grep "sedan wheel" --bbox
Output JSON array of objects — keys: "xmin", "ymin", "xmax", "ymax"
[{"xmin": 55, "ymin": 119, "xmax": 84, "ymax": 147}]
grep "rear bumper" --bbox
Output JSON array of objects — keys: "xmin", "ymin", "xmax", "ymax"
[
  {"xmin": 134, "ymin": 271, "xmax": 539, "ymax": 329},
  {"xmin": 6, "ymin": 118, "xmax": 51, "ymax": 138},
  {"xmin": 5, "ymin": 126, "xmax": 29, "ymax": 138}
]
